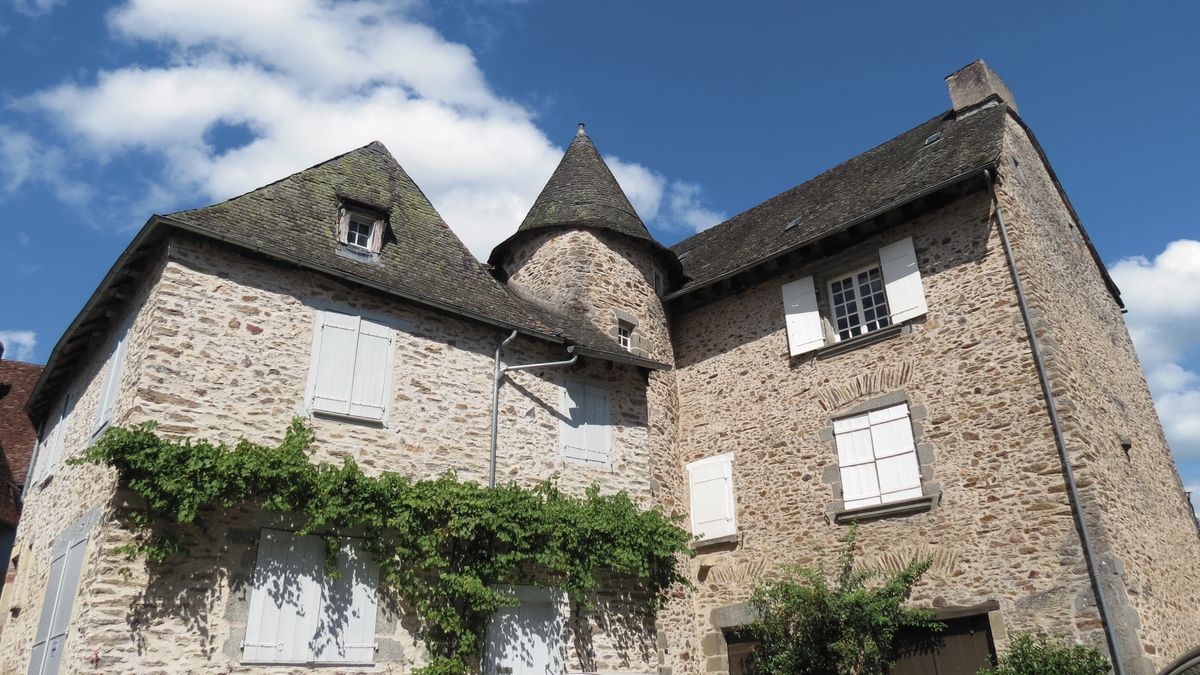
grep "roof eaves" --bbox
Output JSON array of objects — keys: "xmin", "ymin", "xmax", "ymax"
[{"xmin": 664, "ymin": 159, "xmax": 1000, "ymax": 302}]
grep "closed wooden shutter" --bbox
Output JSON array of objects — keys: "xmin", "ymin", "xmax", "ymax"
[
  {"xmin": 835, "ymin": 404, "xmax": 922, "ymax": 509},
  {"xmin": 879, "ymin": 236, "xmax": 928, "ymax": 323},
  {"xmin": 781, "ymin": 275, "xmax": 824, "ymax": 356},
  {"xmin": 688, "ymin": 454, "xmax": 736, "ymax": 541},
  {"xmin": 243, "ymin": 530, "xmax": 323, "ymax": 664},
  {"xmin": 312, "ymin": 541, "xmax": 379, "ymax": 664},
  {"xmin": 561, "ymin": 380, "xmax": 611, "ymax": 465},
  {"xmin": 35, "ymin": 392, "xmax": 73, "ymax": 483},
  {"xmin": 29, "ymin": 515, "xmax": 94, "ymax": 675},
  {"xmin": 245, "ymin": 530, "xmax": 379, "ymax": 665},
  {"xmin": 95, "ymin": 320, "xmax": 131, "ymax": 432},
  {"xmin": 308, "ymin": 310, "xmax": 394, "ymax": 421}
]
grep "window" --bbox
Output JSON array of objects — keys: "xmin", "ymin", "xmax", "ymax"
[
  {"xmin": 244, "ymin": 530, "xmax": 379, "ymax": 665},
  {"xmin": 94, "ymin": 317, "xmax": 132, "ymax": 434},
  {"xmin": 782, "ymin": 235, "xmax": 928, "ymax": 357},
  {"xmin": 33, "ymin": 392, "xmax": 73, "ymax": 484},
  {"xmin": 560, "ymin": 378, "xmax": 611, "ymax": 466},
  {"xmin": 346, "ymin": 217, "xmax": 373, "ymax": 249},
  {"xmin": 834, "ymin": 403, "xmax": 922, "ymax": 510},
  {"xmin": 29, "ymin": 513, "xmax": 95, "ymax": 675},
  {"xmin": 828, "ymin": 265, "xmax": 891, "ymax": 341},
  {"xmin": 653, "ymin": 270, "xmax": 666, "ymax": 296},
  {"xmin": 617, "ymin": 321, "xmax": 633, "ymax": 350},
  {"xmin": 305, "ymin": 309, "xmax": 396, "ymax": 422},
  {"xmin": 687, "ymin": 453, "xmax": 736, "ymax": 542},
  {"xmin": 482, "ymin": 587, "xmax": 564, "ymax": 674},
  {"xmin": 335, "ymin": 203, "xmax": 384, "ymax": 254}
]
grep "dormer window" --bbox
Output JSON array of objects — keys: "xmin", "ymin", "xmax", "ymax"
[
  {"xmin": 346, "ymin": 216, "xmax": 374, "ymax": 250},
  {"xmin": 336, "ymin": 201, "xmax": 385, "ymax": 256}
]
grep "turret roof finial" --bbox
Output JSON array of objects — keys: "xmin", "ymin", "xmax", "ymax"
[{"xmin": 577, "ymin": 122, "xmax": 586, "ymax": 136}]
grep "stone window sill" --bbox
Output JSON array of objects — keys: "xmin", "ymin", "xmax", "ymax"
[
  {"xmin": 815, "ymin": 324, "xmax": 909, "ymax": 360},
  {"xmin": 689, "ymin": 532, "xmax": 740, "ymax": 550},
  {"xmin": 833, "ymin": 493, "xmax": 937, "ymax": 524}
]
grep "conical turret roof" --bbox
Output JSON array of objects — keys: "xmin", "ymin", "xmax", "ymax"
[{"xmin": 517, "ymin": 124, "xmax": 653, "ymax": 242}]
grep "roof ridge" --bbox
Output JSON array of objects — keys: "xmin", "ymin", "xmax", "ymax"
[{"xmin": 167, "ymin": 140, "xmax": 391, "ymax": 217}]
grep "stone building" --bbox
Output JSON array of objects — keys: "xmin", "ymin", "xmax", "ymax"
[
  {"xmin": 4, "ymin": 61, "xmax": 1198, "ymax": 674},
  {"xmin": 0, "ymin": 349, "xmax": 42, "ymax": 600}
]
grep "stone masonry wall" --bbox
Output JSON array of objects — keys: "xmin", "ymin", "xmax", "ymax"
[
  {"xmin": 996, "ymin": 113, "xmax": 1200, "ymax": 672},
  {"xmin": 662, "ymin": 189, "xmax": 1105, "ymax": 673},
  {"xmin": 0, "ymin": 233, "xmax": 665, "ymax": 673},
  {"xmin": 503, "ymin": 228, "xmax": 674, "ymax": 364},
  {"xmin": 0, "ymin": 247, "xmax": 166, "ymax": 674}
]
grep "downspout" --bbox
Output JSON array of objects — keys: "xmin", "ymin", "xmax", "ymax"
[
  {"xmin": 488, "ymin": 331, "xmax": 578, "ymax": 488},
  {"xmin": 984, "ymin": 169, "xmax": 1127, "ymax": 674}
]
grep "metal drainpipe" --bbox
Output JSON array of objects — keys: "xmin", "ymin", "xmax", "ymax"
[
  {"xmin": 984, "ymin": 169, "xmax": 1127, "ymax": 674},
  {"xmin": 488, "ymin": 331, "xmax": 578, "ymax": 488}
]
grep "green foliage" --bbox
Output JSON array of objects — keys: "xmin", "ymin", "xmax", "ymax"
[
  {"xmin": 981, "ymin": 633, "xmax": 1110, "ymax": 675},
  {"xmin": 747, "ymin": 525, "xmax": 942, "ymax": 674},
  {"xmin": 76, "ymin": 420, "xmax": 693, "ymax": 674}
]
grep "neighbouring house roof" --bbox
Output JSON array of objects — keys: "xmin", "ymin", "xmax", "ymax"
[
  {"xmin": 488, "ymin": 126, "xmax": 683, "ymax": 282},
  {"xmin": 28, "ymin": 142, "xmax": 667, "ymax": 420},
  {"xmin": 669, "ymin": 103, "xmax": 1011, "ymax": 295},
  {"xmin": 0, "ymin": 359, "xmax": 42, "ymax": 526}
]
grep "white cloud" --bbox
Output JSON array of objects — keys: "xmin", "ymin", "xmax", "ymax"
[
  {"xmin": 611, "ymin": 158, "xmax": 725, "ymax": 234},
  {"xmin": 1110, "ymin": 240, "xmax": 1200, "ymax": 459},
  {"xmin": 11, "ymin": 0, "xmax": 65, "ymax": 16},
  {"xmin": 0, "ymin": 125, "xmax": 37, "ymax": 195},
  {"xmin": 0, "ymin": 330, "xmax": 37, "ymax": 362},
  {"xmin": 16, "ymin": 0, "xmax": 720, "ymax": 257}
]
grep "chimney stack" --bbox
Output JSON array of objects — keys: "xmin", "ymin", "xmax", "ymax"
[{"xmin": 946, "ymin": 60, "xmax": 1018, "ymax": 114}]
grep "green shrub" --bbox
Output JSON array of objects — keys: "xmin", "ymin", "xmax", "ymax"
[
  {"xmin": 746, "ymin": 525, "xmax": 942, "ymax": 674},
  {"xmin": 982, "ymin": 632, "xmax": 1110, "ymax": 675}
]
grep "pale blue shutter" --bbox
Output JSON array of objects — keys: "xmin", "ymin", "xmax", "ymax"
[
  {"xmin": 94, "ymin": 321, "xmax": 130, "ymax": 432},
  {"xmin": 39, "ymin": 393, "xmax": 73, "ymax": 482},
  {"xmin": 561, "ymin": 380, "xmax": 587, "ymax": 462},
  {"xmin": 29, "ymin": 515, "xmax": 94, "ymax": 675},
  {"xmin": 879, "ymin": 236, "xmax": 928, "ymax": 323},
  {"xmin": 243, "ymin": 530, "xmax": 322, "ymax": 663},
  {"xmin": 582, "ymin": 385, "xmax": 611, "ymax": 465},
  {"xmin": 310, "ymin": 311, "xmax": 359, "ymax": 416},
  {"xmin": 782, "ymin": 276, "xmax": 823, "ymax": 356},
  {"xmin": 347, "ymin": 318, "xmax": 393, "ymax": 420},
  {"xmin": 312, "ymin": 540, "xmax": 378, "ymax": 664}
]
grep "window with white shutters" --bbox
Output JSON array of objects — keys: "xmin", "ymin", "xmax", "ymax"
[
  {"xmin": 834, "ymin": 403, "xmax": 923, "ymax": 510},
  {"xmin": 306, "ymin": 309, "xmax": 396, "ymax": 422},
  {"xmin": 28, "ymin": 513, "xmax": 95, "ymax": 675},
  {"xmin": 244, "ymin": 530, "xmax": 379, "ymax": 665},
  {"xmin": 560, "ymin": 379, "xmax": 611, "ymax": 466},
  {"xmin": 94, "ymin": 318, "xmax": 131, "ymax": 434},
  {"xmin": 687, "ymin": 453, "xmax": 736, "ymax": 542}
]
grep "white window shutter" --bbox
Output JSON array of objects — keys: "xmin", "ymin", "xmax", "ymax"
[
  {"xmin": 312, "ymin": 541, "xmax": 379, "ymax": 664},
  {"xmin": 244, "ymin": 530, "xmax": 322, "ymax": 664},
  {"xmin": 29, "ymin": 521, "xmax": 92, "ymax": 675},
  {"xmin": 879, "ymin": 236, "xmax": 928, "ymax": 323},
  {"xmin": 781, "ymin": 276, "xmax": 824, "ymax": 356},
  {"xmin": 348, "ymin": 318, "xmax": 393, "ymax": 420},
  {"xmin": 688, "ymin": 455, "xmax": 736, "ymax": 541},
  {"xmin": 39, "ymin": 393, "xmax": 73, "ymax": 482},
  {"xmin": 367, "ymin": 218, "xmax": 385, "ymax": 252},
  {"xmin": 28, "ymin": 551, "xmax": 64, "ymax": 675},
  {"xmin": 309, "ymin": 311, "xmax": 360, "ymax": 416},
  {"xmin": 560, "ymin": 381, "xmax": 587, "ymax": 463},
  {"xmin": 336, "ymin": 207, "xmax": 351, "ymax": 245},
  {"xmin": 582, "ymin": 385, "xmax": 611, "ymax": 465},
  {"xmin": 95, "ymin": 323, "xmax": 130, "ymax": 432}
]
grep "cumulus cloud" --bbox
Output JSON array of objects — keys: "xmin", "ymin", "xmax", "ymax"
[
  {"xmin": 1110, "ymin": 240, "xmax": 1200, "ymax": 459},
  {"xmin": 0, "ymin": 330, "xmax": 37, "ymax": 362},
  {"xmin": 16, "ymin": 0, "xmax": 721, "ymax": 257}
]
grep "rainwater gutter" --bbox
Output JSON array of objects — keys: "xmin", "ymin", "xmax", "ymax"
[
  {"xmin": 488, "ymin": 330, "xmax": 578, "ymax": 488},
  {"xmin": 984, "ymin": 169, "xmax": 1126, "ymax": 675}
]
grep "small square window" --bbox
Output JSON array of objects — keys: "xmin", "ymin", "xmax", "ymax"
[
  {"xmin": 828, "ymin": 265, "xmax": 891, "ymax": 342},
  {"xmin": 617, "ymin": 321, "xmax": 633, "ymax": 350},
  {"xmin": 346, "ymin": 218, "xmax": 373, "ymax": 249}
]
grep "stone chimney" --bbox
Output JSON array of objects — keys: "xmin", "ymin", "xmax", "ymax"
[{"xmin": 946, "ymin": 60, "xmax": 1018, "ymax": 114}]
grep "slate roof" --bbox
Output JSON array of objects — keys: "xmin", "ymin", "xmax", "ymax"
[
  {"xmin": 670, "ymin": 103, "xmax": 1010, "ymax": 293},
  {"xmin": 489, "ymin": 126, "xmax": 683, "ymax": 281}
]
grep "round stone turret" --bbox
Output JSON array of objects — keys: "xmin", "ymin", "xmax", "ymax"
[{"xmin": 489, "ymin": 126, "xmax": 680, "ymax": 364}]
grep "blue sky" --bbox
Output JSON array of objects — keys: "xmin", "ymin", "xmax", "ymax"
[{"xmin": 0, "ymin": 0, "xmax": 1198, "ymax": 505}]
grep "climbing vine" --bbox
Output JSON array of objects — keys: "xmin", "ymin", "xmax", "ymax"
[{"xmin": 75, "ymin": 419, "xmax": 693, "ymax": 674}]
